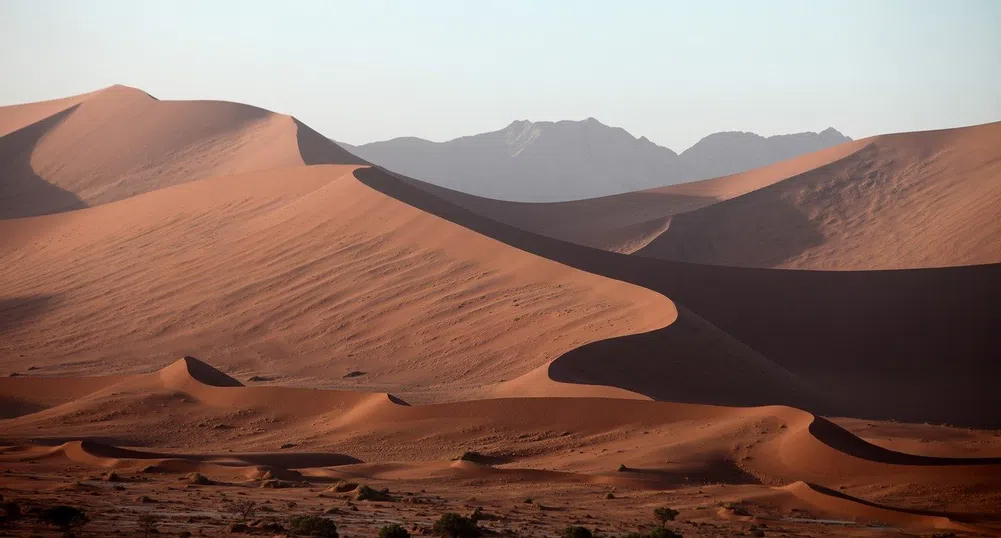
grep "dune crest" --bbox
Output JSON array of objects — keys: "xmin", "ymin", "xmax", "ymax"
[
  {"xmin": 0, "ymin": 84, "xmax": 362, "ymax": 218},
  {"xmin": 0, "ymin": 163, "xmax": 673, "ymax": 401},
  {"xmin": 159, "ymin": 356, "xmax": 243, "ymax": 388}
]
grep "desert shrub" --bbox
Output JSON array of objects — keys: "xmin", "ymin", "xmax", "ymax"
[
  {"xmin": 38, "ymin": 506, "xmax": 88, "ymax": 530},
  {"xmin": 183, "ymin": 472, "xmax": 210, "ymax": 485},
  {"xmin": 617, "ymin": 464, "xmax": 628, "ymax": 472},
  {"xmin": 137, "ymin": 514, "xmax": 159, "ymax": 538},
  {"xmin": 431, "ymin": 512, "xmax": 480, "ymax": 537},
  {"xmin": 562, "ymin": 525, "xmax": 593, "ymax": 538},
  {"xmin": 230, "ymin": 500, "xmax": 257, "ymax": 520},
  {"xmin": 620, "ymin": 529, "xmax": 682, "ymax": 538},
  {"xmin": 469, "ymin": 506, "xmax": 498, "ymax": 522},
  {"xmin": 330, "ymin": 480, "xmax": 358, "ymax": 493},
  {"xmin": 378, "ymin": 523, "xmax": 411, "ymax": 538},
  {"xmin": 355, "ymin": 485, "xmax": 393, "ymax": 501},
  {"xmin": 653, "ymin": 506, "xmax": 679, "ymax": 525},
  {"xmin": 454, "ymin": 450, "xmax": 481, "ymax": 462},
  {"xmin": 0, "ymin": 500, "xmax": 21, "ymax": 521},
  {"xmin": 288, "ymin": 515, "xmax": 338, "ymax": 537}
]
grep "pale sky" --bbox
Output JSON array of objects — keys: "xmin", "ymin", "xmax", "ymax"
[{"xmin": 2, "ymin": 0, "xmax": 999, "ymax": 151}]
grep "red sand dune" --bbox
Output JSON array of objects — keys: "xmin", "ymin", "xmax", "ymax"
[
  {"xmin": 354, "ymin": 165, "xmax": 1001, "ymax": 427},
  {"xmin": 0, "ymin": 162, "xmax": 670, "ymax": 401},
  {"xmin": 0, "ymin": 84, "xmax": 363, "ymax": 219},
  {"xmin": 2, "ymin": 357, "xmax": 999, "ymax": 532}
]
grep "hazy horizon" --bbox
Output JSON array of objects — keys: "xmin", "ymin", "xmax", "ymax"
[{"xmin": 2, "ymin": 0, "xmax": 999, "ymax": 150}]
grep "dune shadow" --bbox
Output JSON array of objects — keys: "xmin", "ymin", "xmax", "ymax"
[
  {"xmin": 0, "ymin": 106, "xmax": 87, "ymax": 219},
  {"xmin": 806, "ymin": 416, "xmax": 1001, "ymax": 466},
  {"xmin": 294, "ymin": 118, "xmax": 369, "ymax": 166},
  {"xmin": 353, "ymin": 166, "xmax": 1001, "ymax": 428},
  {"xmin": 640, "ymin": 198, "xmax": 827, "ymax": 267},
  {"xmin": 547, "ymin": 305, "xmax": 833, "ymax": 412},
  {"xmin": 625, "ymin": 458, "xmax": 762, "ymax": 486},
  {"xmin": 634, "ymin": 148, "xmax": 863, "ymax": 266}
]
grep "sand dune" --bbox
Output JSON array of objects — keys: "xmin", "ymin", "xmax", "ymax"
[
  {"xmin": 410, "ymin": 138, "xmax": 868, "ymax": 253},
  {"xmin": 416, "ymin": 122, "xmax": 1001, "ymax": 270},
  {"xmin": 2, "ymin": 359, "xmax": 999, "ymax": 531},
  {"xmin": 355, "ymin": 165, "xmax": 1001, "ymax": 426},
  {"xmin": 0, "ymin": 164, "xmax": 671, "ymax": 401},
  {"xmin": 637, "ymin": 121, "xmax": 1001, "ymax": 269},
  {"xmin": 0, "ymin": 84, "xmax": 362, "ymax": 218},
  {"xmin": 2, "ymin": 86, "xmax": 1000, "ymax": 535}
]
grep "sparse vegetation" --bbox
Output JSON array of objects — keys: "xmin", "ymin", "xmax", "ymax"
[
  {"xmin": 454, "ymin": 450, "xmax": 482, "ymax": 461},
  {"xmin": 469, "ymin": 506, "xmax": 498, "ymax": 522},
  {"xmin": 183, "ymin": 472, "xmax": 211, "ymax": 485},
  {"xmin": 355, "ymin": 484, "xmax": 394, "ymax": 501},
  {"xmin": 648, "ymin": 528, "xmax": 683, "ymax": 538},
  {"xmin": 651, "ymin": 528, "xmax": 684, "ymax": 538},
  {"xmin": 617, "ymin": 463, "xmax": 628, "ymax": 472},
  {"xmin": 330, "ymin": 480, "xmax": 358, "ymax": 493},
  {"xmin": 653, "ymin": 506, "xmax": 679, "ymax": 525},
  {"xmin": 0, "ymin": 499, "xmax": 21, "ymax": 525},
  {"xmin": 137, "ymin": 514, "xmax": 159, "ymax": 538},
  {"xmin": 288, "ymin": 515, "xmax": 339, "ymax": 537},
  {"xmin": 38, "ymin": 506, "xmax": 88, "ymax": 531},
  {"xmin": 562, "ymin": 525, "xmax": 593, "ymax": 538},
  {"xmin": 229, "ymin": 499, "xmax": 257, "ymax": 520},
  {"xmin": 379, "ymin": 523, "xmax": 412, "ymax": 538},
  {"xmin": 432, "ymin": 512, "xmax": 480, "ymax": 537}
]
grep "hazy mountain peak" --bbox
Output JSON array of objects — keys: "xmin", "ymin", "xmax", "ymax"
[{"xmin": 347, "ymin": 120, "xmax": 852, "ymax": 201}]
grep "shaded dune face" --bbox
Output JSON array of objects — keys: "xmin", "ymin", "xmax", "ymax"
[{"xmin": 355, "ymin": 166, "xmax": 1001, "ymax": 427}]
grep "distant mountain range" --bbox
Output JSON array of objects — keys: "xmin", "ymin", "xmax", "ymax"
[{"xmin": 339, "ymin": 119, "xmax": 852, "ymax": 201}]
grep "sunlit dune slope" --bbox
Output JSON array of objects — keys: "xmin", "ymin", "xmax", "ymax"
[{"xmin": 0, "ymin": 165, "xmax": 671, "ymax": 401}]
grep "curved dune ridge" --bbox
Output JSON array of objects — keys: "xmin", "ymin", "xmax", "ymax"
[
  {"xmin": 352, "ymin": 165, "xmax": 1001, "ymax": 427},
  {"xmin": 0, "ymin": 161, "xmax": 673, "ymax": 401},
  {"xmin": 2, "ymin": 358, "xmax": 1000, "ymax": 531},
  {"xmin": 0, "ymin": 84, "xmax": 364, "ymax": 218}
]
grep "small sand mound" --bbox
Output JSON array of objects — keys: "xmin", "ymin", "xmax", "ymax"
[{"xmin": 160, "ymin": 356, "xmax": 243, "ymax": 388}]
